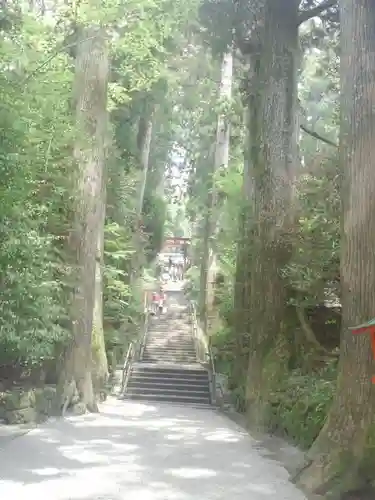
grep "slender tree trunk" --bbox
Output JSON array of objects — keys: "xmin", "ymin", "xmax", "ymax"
[
  {"xmin": 295, "ymin": 2, "xmax": 375, "ymax": 496},
  {"xmin": 199, "ymin": 50, "xmax": 233, "ymax": 331},
  {"xmin": 232, "ymin": 113, "xmax": 253, "ymax": 386},
  {"xmin": 91, "ymin": 195, "xmax": 109, "ymax": 397},
  {"xmin": 198, "ymin": 145, "xmax": 215, "ymax": 318},
  {"xmin": 137, "ymin": 112, "xmax": 154, "ymax": 216},
  {"xmin": 243, "ymin": 0, "xmax": 299, "ymax": 429},
  {"xmin": 130, "ymin": 107, "xmax": 154, "ymax": 282},
  {"xmin": 56, "ymin": 26, "xmax": 109, "ymax": 414}
]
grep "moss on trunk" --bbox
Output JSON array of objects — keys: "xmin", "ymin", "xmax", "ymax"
[
  {"xmin": 239, "ymin": 0, "xmax": 299, "ymax": 431},
  {"xmin": 294, "ymin": 1, "xmax": 375, "ymax": 496}
]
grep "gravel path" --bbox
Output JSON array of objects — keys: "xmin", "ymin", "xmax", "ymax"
[{"xmin": 0, "ymin": 398, "xmax": 307, "ymax": 500}]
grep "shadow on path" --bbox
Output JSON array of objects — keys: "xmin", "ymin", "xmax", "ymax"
[{"xmin": 0, "ymin": 398, "xmax": 307, "ymax": 500}]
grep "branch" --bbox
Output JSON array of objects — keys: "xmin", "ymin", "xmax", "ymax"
[
  {"xmin": 297, "ymin": 0, "xmax": 337, "ymax": 26},
  {"xmin": 300, "ymin": 124, "xmax": 338, "ymax": 148},
  {"xmin": 23, "ymin": 36, "xmax": 97, "ymax": 84}
]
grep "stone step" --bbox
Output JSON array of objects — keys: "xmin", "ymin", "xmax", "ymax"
[
  {"xmin": 124, "ymin": 342, "xmax": 211, "ymax": 405},
  {"xmin": 147, "ymin": 330, "xmax": 193, "ymax": 339},
  {"xmin": 147, "ymin": 335, "xmax": 192, "ymax": 339},
  {"xmin": 147, "ymin": 331, "xmax": 191, "ymax": 335},
  {"xmin": 124, "ymin": 392, "xmax": 211, "ymax": 405},
  {"xmin": 126, "ymin": 386, "xmax": 210, "ymax": 397},
  {"xmin": 141, "ymin": 401, "xmax": 213, "ymax": 410},
  {"xmin": 142, "ymin": 356, "xmax": 197, "ymax": 363},
  {"xmin": 145, "ymin": 342, "xmax": 194, "ymax": 348},
  {"xmin": 143, "ymin": 355, "xmax": 196, "ymax": 359},
  {"xmin": 146, "ymin": 340, "xmax": 193, "ymax": 345},
  {"xmin": 128, "ymin": 380, "xmax": 208, "ymax": 393},
  {"xmin": 131, "ymin": 368, "xmax": 209, "ymax": 381},
  {"xmin": 144, "ymin": 347, "xmax": 196, "ymax": 353},
  {"xmin": 132, "ymin": 361, "xmax": 205, "ymax": 371},
  {"xmin": 144, "ymin": 344, "xmax": 195, "ymax": 350},
  {"xmin": 143, "ymin": 348, "xmax": 196, "ymax": 355},
  {"xmin": 129, "ymin": 371, "xmax": 207, "ymax": 381},
  {"xmin": 146, "ymin": 334, "xmax": 193, "ymax": 338},
  {"xmin": 146, "ymin": 338, "xmax": 194, "ymax": 343}
]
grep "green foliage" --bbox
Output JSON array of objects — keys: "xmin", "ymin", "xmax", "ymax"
[
  {"xmin": 143, "ymin": 193, "xmax": 167, "ymax": 261},
  {"xmin": 103, "ymin": 222, "xmax": 135, "ymax": 333},
  {"xmin": 284, "ymin": 158, "xmax": 340, "ymax": 305},
  {"xmin": 183, "ymin": 266, "xmax": 200, "ymax": 301},
  {"xmin": 266, "ymin": 363, "xmax": 337, "ymax": 449},
  {"xmin": 212, "ymin": 321, "xmax": 336, "ymax": 448},
  {"xmin": 0, "ymin": 17, "xmax": 73, "ymax": 367},
  {"xmin": 0, "ymin": 0, "xmax": 196, "ymax": 374}
]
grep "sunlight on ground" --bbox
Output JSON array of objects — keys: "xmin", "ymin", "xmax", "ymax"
[
  {"xmin": 167, "ymin": 467, "xmax": 217, "ymax": 478},
  {"xmin": 203, "ymin": 430, "xmax": 240, "ymax": 443},
  {"xmin": 249, "ymin": 483, "xmax": 276, "ymax": 495},
  {"xmin": 31, "ymin": 467, "xmax": 61, "ymax": 476},
  {"xmin": 58, "ymin": 446, "xmax": 111, "ymax": 464},
  {"xmin": 166, "ymin": 433, "xmax": 186, "ymax": 440},
  {"xmin": 0, "ymin": 399, "xmax": 307, "ymax": 500}
]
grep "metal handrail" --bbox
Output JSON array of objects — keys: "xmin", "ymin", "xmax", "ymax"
[
  {"xmin": 139, "ymin": 306, "xmax": 150, "ymax": 360},
  {"xmin": 189, "ymin": 300, "xmax": 217, "ymax": 405},
  {"xmin": 121, "ymin": 342, "xmax": 134, "ymax": 393},
  {"xmin": 121, "ymin": 294, "xmax": 150, "ymax": 394}
]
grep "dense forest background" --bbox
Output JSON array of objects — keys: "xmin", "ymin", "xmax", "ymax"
[{"xmin": 1, "ymin": 0, "xmax": 374, "ymax": 498}]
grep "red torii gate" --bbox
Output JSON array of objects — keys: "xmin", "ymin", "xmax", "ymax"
[
  {"xmin": 163, "ymin": 237, "xmax": 191, "ymax": 249},
  {"xmin": 349, "ymin": 318, "xmax": 375, "ymax": 384},
  {"xmin": 162, "ymin": 237, "xmax": 191, "ymax": 257}
]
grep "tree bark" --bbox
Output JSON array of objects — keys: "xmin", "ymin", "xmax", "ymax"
[
  {"xmin": 130, "ymin": 106, "xmax": 154, "ymax": 282},
  {"xmin": 56, "ymin": 26, "xmax": 109, "ymax": 414},
  {"xmin": 232, "ymin": 107, "xmax": 253, "ymax": 386},
  {"xmin": 91, "ymin": 195, "xmax": 109, "ymax": 398},
  {"xmin": 243, "ymin": 0, "xmax": 299, "ymax": 429},
  {"xmin": 199, "ymin": 50, "xmax": 233, "ymax": 332},
  {"xmin": 198, "ymin": 144, "xmax": 215, "ymax": 320},
  {"xmin": 295, "ymin": 2, "xmax": 375, "ymax": 496},
  {"xmin": 137, "ymin": 112, "xmax": 154, "ymax": 216}
]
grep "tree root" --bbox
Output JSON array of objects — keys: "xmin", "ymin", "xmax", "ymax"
[
  {"xmin": 293, "ymin": 445, "xmax": 365, "ymax": 499},
  {"xmin": 86, "ymin": 398, "xmax": 99, "ymax": 413},
  {"xmin": 59, "ymin": 376, "xmax": 99, "ymax": 416},
  {"xmin": 61, "ymin": 379, "xmax": 77, "ymax": 417}
]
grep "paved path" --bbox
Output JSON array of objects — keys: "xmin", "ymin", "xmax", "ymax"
[{"xmin": 0, "ymin": 398, "xmax": 306, "ymax": 500}]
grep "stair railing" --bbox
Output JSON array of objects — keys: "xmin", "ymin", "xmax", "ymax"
[
  {"xmin": 121, "ymin": 294, "xmax": 150, "ymax": 394},
  {"xmin": 138, "ymin": 303, "xmax": 150, "ymax": 361},
  {"xmin": 121, "ymin": 341, "xmax": 135, "ymax": 393},
  {"xmin": 189, "ymin": 301, "xmax": 217, "ymax": 405}
]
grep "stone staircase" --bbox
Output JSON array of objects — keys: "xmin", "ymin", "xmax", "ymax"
[
  {"xmin": 143, "ymin": 315, "xmax": 197, "ymax": 363},
  {"xmin": 124, "ymin": 297, "xmax": 212, "ymax": 406}
]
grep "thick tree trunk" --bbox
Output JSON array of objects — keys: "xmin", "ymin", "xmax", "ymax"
[
  {"xmin": 57, "ymin": 26, "xmax": 109, "ymax": 414},
  {"xmin": 295, "ymin": 2, "xmax": 375, "ymax": 496},
  {"xmin": 243, "ymin": 0, "xmax": 299, "ymax": 429}
]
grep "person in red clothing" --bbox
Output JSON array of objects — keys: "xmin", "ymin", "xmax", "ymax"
[
  {"xmin": 151, "ymin": 287, "xmax": 167, "ymax": 315},
  {"xmin": 158, "ymin": 286, "xmax": 167, "ymax": 314},
  {"xmin": 151, "ymin": 291, "xmax": 160, "ymax": 315}
]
